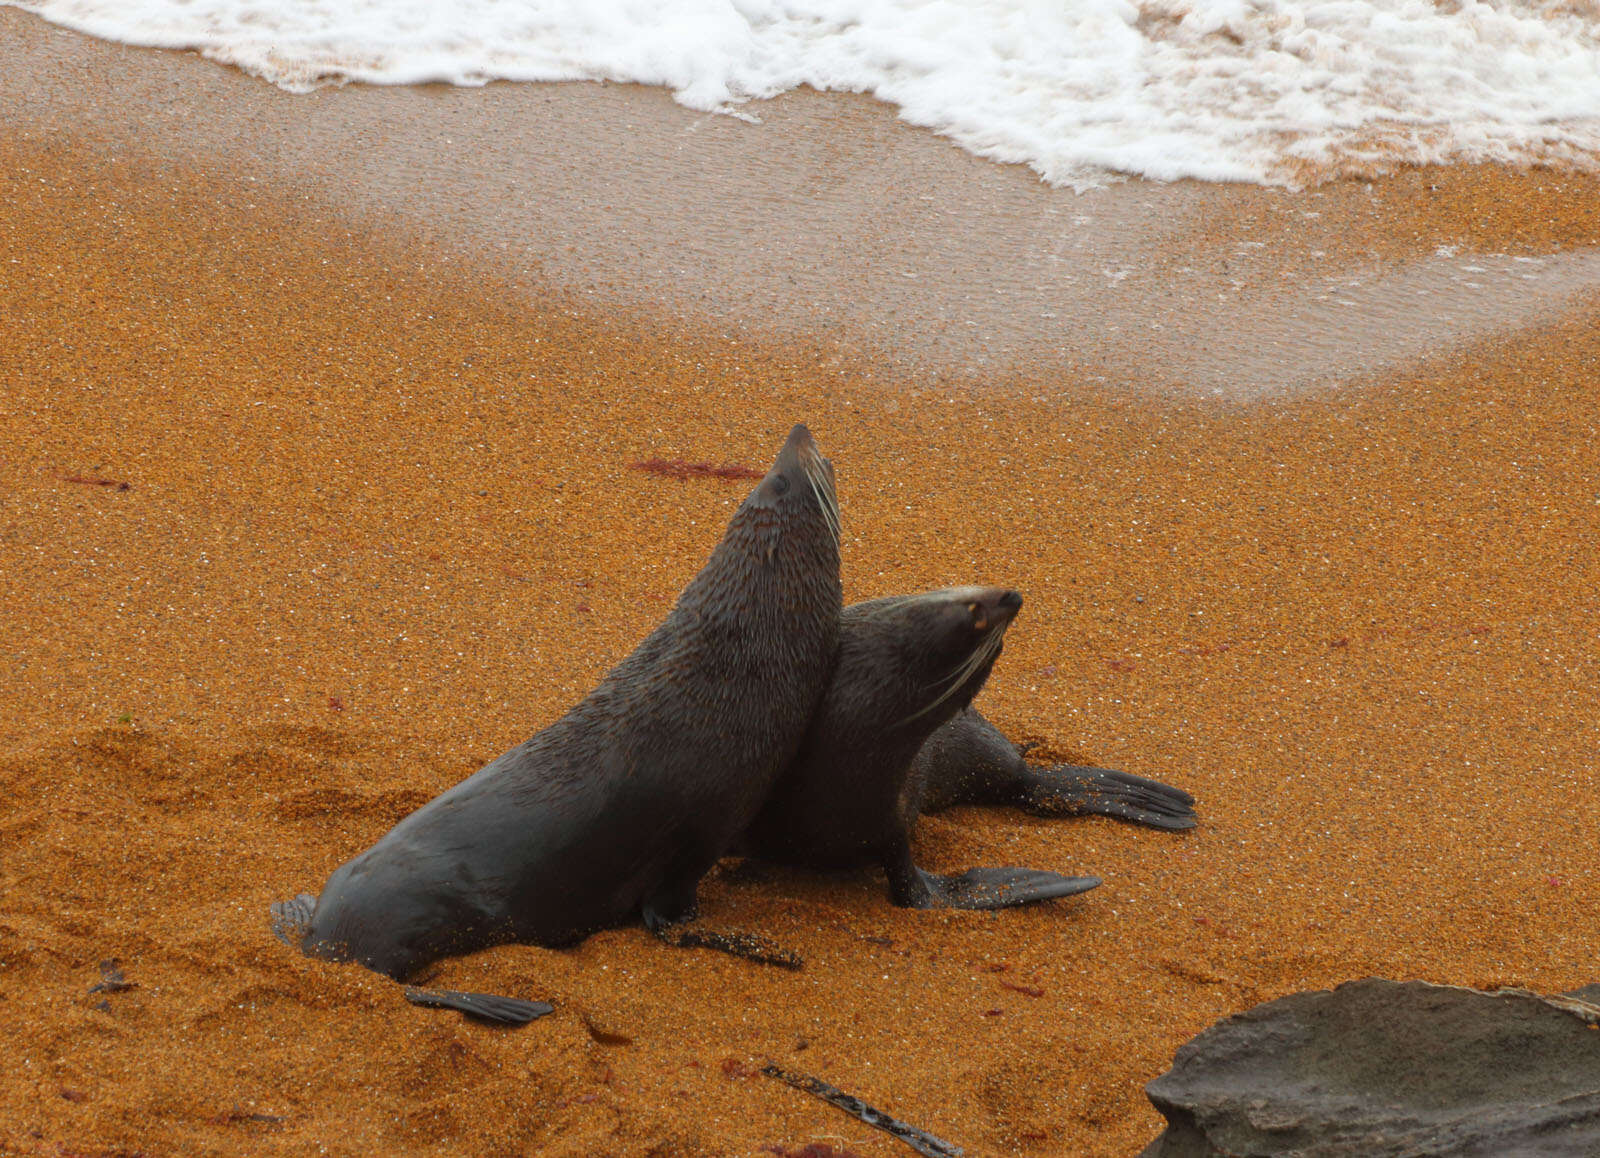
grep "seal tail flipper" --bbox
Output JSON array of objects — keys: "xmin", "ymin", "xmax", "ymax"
[
  {"xmin": 1017, "ymin": 765, "xmax": 1198, "ymax": 830},
  {"xmin": 403, "ymin": 987, "xmax": 554, "ymax": 1026},
  {"xmin": 922, "ymin": 867, "xmax": 1102, "ymax": 910},
  {"xmin": 269, "ymin": 892, "xmax": 318, "ymax": 948}
]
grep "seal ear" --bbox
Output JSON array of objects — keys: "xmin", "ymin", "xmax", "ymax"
[
  {"xmin": 752, "ymin": 470, "xmax": 793, "ymax": 508},
  {"xmin": 744, "ymin": 463, "xmax": 795, "ymax": 511}
]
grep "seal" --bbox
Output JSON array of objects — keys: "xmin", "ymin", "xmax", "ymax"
[
  {"xmin": 272, "ymin": 424, "xmax": 842, "ymax": 1023},
  {"xmin": 743, "ymin": 587, "xmax": 1102, "ymax": 909},
  {"xmin": 742, "ymin": 587, "xmax": 1196, "ymax": 910}
]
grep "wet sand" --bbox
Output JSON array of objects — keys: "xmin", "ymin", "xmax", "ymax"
[
  {"xmin": 3, "ymin": 11, "xmax": 1600, "ymax": 1158},
  {"xmin": 10, "ymin": 6, "xmax": 1600, "ymax": 398}
]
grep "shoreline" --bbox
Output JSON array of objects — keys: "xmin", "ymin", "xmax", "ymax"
[
  {"xmin": 3, "ymin": 15, "xmax": 1599, "ymax": 1158},
  {"xmin": 8, "ymin": 6, "xmax": 1600, "ymax": 400}
]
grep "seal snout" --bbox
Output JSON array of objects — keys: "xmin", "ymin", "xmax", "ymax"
[
  {"xmin": 763, "ymin": 423, "xmax": 839, "ymax": 540},
  {"xmin": 774, "ymin": 423, "xmax": 822, "ymax": 472},
  {"xmin": 977, "ymin": 587, "xmax": 1024, "ymax": 631},
  {"xmin": 779, "ymin": 421, "xmax": 814, "ymax": 451}
]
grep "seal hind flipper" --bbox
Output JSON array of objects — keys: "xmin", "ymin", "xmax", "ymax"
[
  {"xmin": 403, "ymin": 987, "xmax": 554, "ymax": 1026},
  {"xmin": 915, "ymin": 707, "xmax": 1198, "ymax": 831},
  {"xmin": 1014, "ymin": 764, "xmax": 1198, "ymax": 830},
  {"xmin": 272, "ymin": 895, "xmax": 551, "ymax": 1025},
  {"xmin": 269, "ymin": 892, "xmax": 318, "ymax": 948}
]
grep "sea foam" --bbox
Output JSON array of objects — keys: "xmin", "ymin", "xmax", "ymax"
[{"xmin": 8, "ymin": 0, "xmax": 1600, "ymax": 188}]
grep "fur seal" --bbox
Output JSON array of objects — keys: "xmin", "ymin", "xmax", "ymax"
[
  {"xmin": 742, "ymin": 587, "xmax": 1195, "ymax": 909},
  {"xmin": 743, "ymin": 587, "xmax": 1097, "ymax": 909},
  {"xmin": 273, "ymin": 424, "xmax": 842, "ymax": 1023}
]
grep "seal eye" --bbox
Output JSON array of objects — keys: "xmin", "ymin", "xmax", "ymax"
[
  {"xmin": 968, "ymin": 601, "xmax": 988, "ymax": 631},
  {"xmin": 771, "ymin": 474, "xmax": 791, "ymax": 495}
]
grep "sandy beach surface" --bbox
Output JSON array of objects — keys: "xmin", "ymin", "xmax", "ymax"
[{"xmin": 4, "ymin": 9, "xmax": 1599, "ymax": 1157}]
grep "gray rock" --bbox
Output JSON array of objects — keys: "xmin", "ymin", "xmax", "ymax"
[
  {"xmin": 1141, "ymin": 978, "xmax": 1600, "ymax": 1157},
  {"xmin": 1564, "ymin": 983, "xmax": 1600, "ymax": 1006}
]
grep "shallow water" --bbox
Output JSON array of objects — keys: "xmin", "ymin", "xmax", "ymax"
[
  {"xmin": 8, "ymin": 0, "xmax": 1600, "ymax": 187},
  {"xmin": 10, "ymin": 18, "xmax": 1599, "ymax": 402}
]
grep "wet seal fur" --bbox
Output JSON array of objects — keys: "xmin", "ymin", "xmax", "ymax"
[
  {"xmin": 272, "ymin": 424, "xmax": 842, "ymax": 1023},
  {"xmin": 743, "ymin": 587, "xmax": 1195, "ymax": 909}
]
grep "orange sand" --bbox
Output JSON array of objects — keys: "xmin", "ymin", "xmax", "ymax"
[{"xmin": 3, "ymin": 127, "xmax": 1599, "ymax": 1157}]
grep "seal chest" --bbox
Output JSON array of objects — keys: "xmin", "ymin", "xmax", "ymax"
[{"xmin": 292, "ymin": 424, "xmax": 842, "ymax": 981}]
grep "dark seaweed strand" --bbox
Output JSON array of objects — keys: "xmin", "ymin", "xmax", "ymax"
[
  {"xmin": 666, "ymin": 926, "xmax": 804, "ymax": 970},
  {"xmin": 760, "ymin": 1064, "xmax": 963, "ymax": 1158}
]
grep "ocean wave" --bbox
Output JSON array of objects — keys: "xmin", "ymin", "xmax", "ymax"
[{"xmin": 9, "ymin": 0, "xmax": 1600, "ymax": 187}]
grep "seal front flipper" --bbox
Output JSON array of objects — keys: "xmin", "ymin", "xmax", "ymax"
[
  {"xmin": 1015, "ymin": 764, "xmax": 1198, "ymax": 830},
  {"xmin": 910, "ymin": 866, "xmax": 1102, "ymax": 910},
  {"xmin": 884, "ymin": 843, "xmax": 1100, "ymax": 910},
  {"xmin": 403, "ymin": 987, "xmax": 554, "ymax": 1026},
  {"xmin": 650, "ymin": 923, "xmax": 804, "ymax": 970}
]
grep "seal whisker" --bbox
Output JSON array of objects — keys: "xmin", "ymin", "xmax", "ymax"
[
  {"xmin": 863, "ymin": 593, "xmax": 926, "ymax": 611},
  {"xmin": 900, "ymin": 628, "xmax": 1005, "ymax": 726},
  {"xmin": 802, "ymin": 457, "xmax": 841, "ymax": 545},
  {"xmin": 815, "ymin": 458, "xmax": 841, "ymax": 540}
]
